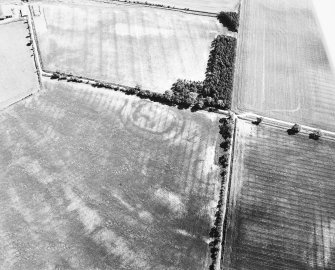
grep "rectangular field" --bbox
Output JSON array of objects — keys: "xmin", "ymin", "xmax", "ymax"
[
  {"xmin": 34, "ymin": 3, "xmax": 224, "ymax": 93},
  {"xmin": 0, "ymin": 20, "xmax": 39, "ymax": 109},
  {"xmin": 0, "ymin": 79, "xmax": 223, "ymax": 270},
  {"xmin": 223, "ymin": 119, "xmax": 335, "ymax": 269},
  {"xmin": 233, "ymin": 0, "xmax": 335, "ymax": 132}
]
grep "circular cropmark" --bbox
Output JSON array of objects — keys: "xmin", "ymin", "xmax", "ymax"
[{"xmin": 120, "ymin": 100, "xmax": 184, "ymax": 141}]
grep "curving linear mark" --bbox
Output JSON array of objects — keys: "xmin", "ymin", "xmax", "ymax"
[{"xmin": 120, "ymin": 100, "xmax": 184, "ymax": 141}]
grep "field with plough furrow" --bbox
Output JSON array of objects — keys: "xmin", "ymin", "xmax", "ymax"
[
  {"xmin": 0, "ymin": 79, "xmax": 223, "ymax": 270},
  {"xmin": 33, "ymin": 3, "xmax": 225, "ymax": 93},
  {"xmin": 233, "ymin": 0, "xmax": 335, "ymax": 132},
  {"xmin": 223, "ymin": 119, "xmax": 335, "ymax": 270}
]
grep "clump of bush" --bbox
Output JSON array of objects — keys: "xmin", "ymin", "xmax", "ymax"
[
  {"xmin": 309, "ymin": 129, "xmax": 322, "ymax": 140},
  {"xmin": 67, "ymin": 76, "xmax": 83, "ymax": 83},
  {"xmin": 51, "ymin": 72, "xmax": 84, "ymax": 83},
  {"xmin": 217, "ymin": 11, "xmax": 239, "ymax": 32},
  {"xmin": 51, "ymin": 71, "xmax": 67, "ymax": 80},
  {"xmin": 252, "ymin": 117, "xmax": 263, "ymax": 125},
  {"xmin": 287, "ymin": 123, "xmax": 301, "ymax": 135},
  {"xmin": 208, "ymin": 116, "xmax": 234, "ymax": 270}
]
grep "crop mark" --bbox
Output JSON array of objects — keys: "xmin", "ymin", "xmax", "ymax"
[{"xmin": 120, "ymin": 100, "xmax": 183, "ymax": 141}]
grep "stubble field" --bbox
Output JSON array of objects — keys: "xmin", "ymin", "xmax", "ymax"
[
  {"xmin": 223, "ymin": 119, "xmax": 335, "ymax": 269},
  {"xmin": 33, "ymin": 3, "xmax": 224, "ymax": 93},
  {"xmin": 233, "ymin": 0, "xmax": 335, "ymax": 131},
  {"xmin": 0, "ymin": 79, "xmax": 223, "ymax": 270},
  {"xmin": 0, "ymin": 20, "xmax": 39, "ymax": 110}
]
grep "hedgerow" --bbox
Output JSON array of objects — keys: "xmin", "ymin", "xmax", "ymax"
[{"xmin": 208, "ymin": 116, "xmax": 234, "ymax": 270}]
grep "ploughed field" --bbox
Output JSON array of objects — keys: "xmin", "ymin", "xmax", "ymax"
[
  {"xmin": 233, "ymin": 0, "xmax": 335, "ymax": 132},
  {"xmin": 124, "ymin": 0, "xmax": 240, "ymax": 13},
  {"xmin": 0, "ymin": 20, "xmax": 39, "ymax": 109},
  {"xmin": 0, "ymin": 80, "xmax": 223, "ymax": 270},
  {"xmin": 33, "ymin": 2, "xmax": 224, "ymax": 93},
  {"xmin": 223, "ymin": 119, "xmax": 335, "ymax": 269}
]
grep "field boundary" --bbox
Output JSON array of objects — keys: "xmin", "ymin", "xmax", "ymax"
[
  {"xmin": 231, "ymin": 0, "xmax": 244, "ymax": 114},
  {"xmin": 25, "ymin": 11, "xmax": 43, "ymax": 89},
  {"xmin": 237, "ymin": 112, "xmax": 335, "ymax": 141},
  {"xmin": 109, "ymin": 0, "xmax": 217, "ymax": 17},
  {"xmin": 28, "ymin": 5, "xmax": 44, "ymax": 74},
  {"xmin": 215, "ymin": 115, "xmax": 237, "ymax": 270},
  {"xmin": 0, "ymin": 18, "xmax": 23, "ymax": 25},
  {"xmin": 220, "ymin": 117, "xmax": 240, "ymax": 269},
  {"xmin": 64, "ymin": 0, "xmax": 219, "ymax": 17}
]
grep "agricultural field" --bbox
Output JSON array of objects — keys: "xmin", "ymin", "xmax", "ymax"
[
  {"xmin": 223, "ymin": 119, "xmax": 335, "ymax": 269},
  {"xmin": 0, "ymin": 79, "xmax": 223, "ymax": 270},
  {"xmin": 0, "ymin": 20, "xmax": 39, "ymax": 110},
  {"xmin": 233, "ymin": 0, "xmax": 335, "ymax": 132},
  {"xmin": 124, "ymin": 0, "xmax": 240, "ymax": 13},
  {"xmin": 33, "ymin": 2, "xmax": 225, "ymax": 93}
]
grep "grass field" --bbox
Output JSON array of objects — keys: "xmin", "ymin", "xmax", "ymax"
[
  {"xmin": 233, "ymin": 0, "xmax": 335, "ymax": 132},
  {"xmin": 127, "ymin": 0, "xmax": 240, "ymax": 13},
  {"xmin": 0, "ymin": 20, "xmax": 39, "ymax": 110},
  {"xmin": 223, "ymin": 119, "xmax": 335, "ymax": 269},
  {"xmin": 34, "ymin": 3, "xmax": 224, "ymax": 93},
  {"xmin": 0, "ymin": 79, "xmax": 223, "ymax": 270}
]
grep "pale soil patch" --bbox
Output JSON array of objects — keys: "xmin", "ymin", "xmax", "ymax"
[
  {"xmin": 0, "ymin": 21, "xmax": 39, "ymax": 109},
  {"xmin": 0, "ymin": 79, "xmax": 222, "ymax": 270},
  {"xmin": 34, "ymin": 3, "xmax": 224, "ymax": 93}
]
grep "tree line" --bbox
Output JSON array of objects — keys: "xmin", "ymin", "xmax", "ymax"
[{"xmin": 208, "ymin": 116, "xmax": 234, "ymax": 270}]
